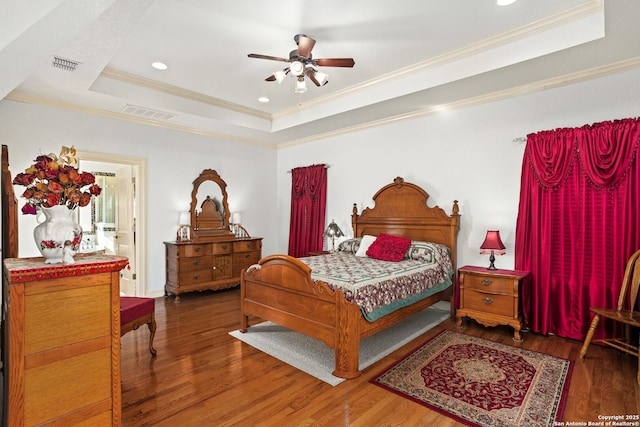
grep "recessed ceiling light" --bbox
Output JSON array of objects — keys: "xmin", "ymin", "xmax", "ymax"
[
  {"xmin": 496, "ymin": 0, "xmax": 517, "ymax": 5},
  {"xmin": 258, "ymin": 97, "xmax": 270, "ymax": 103},
  {"xmin": 152, "ymin": 61, "xmax": 168, "ymax": 70}
]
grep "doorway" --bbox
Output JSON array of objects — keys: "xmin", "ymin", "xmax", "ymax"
[{"xmin": 78, "ymin": 151, "xmax": 146, "ymax": 296}]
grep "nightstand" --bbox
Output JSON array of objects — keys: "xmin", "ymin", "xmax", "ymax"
[
  {"xmin": 308, "ymin": 250, "xmax": 331, "ymax": 256},
  {"xmin": 455, "ymin": 265, "xmax": 530, "ymax": 342}
]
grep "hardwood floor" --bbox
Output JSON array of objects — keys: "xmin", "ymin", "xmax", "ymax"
[{"xmin": 121, "ymin": 288, "xmax": 640, "ymax": 426}]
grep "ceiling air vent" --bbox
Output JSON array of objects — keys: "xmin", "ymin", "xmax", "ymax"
[
  {"xmin": 122, "ymin": 104, "xmax": 175, "ymax": 121},
  {"xmin": 52, "ymin": 56, "xmax": 80, "ymax": 72}
]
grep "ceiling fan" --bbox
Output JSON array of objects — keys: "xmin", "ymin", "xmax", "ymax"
[{"xmin": 248, "ymin": 34, "xmax": 355, "ymax": 93}]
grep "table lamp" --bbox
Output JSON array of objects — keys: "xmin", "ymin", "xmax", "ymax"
[
  {"xmin": 480, "ymin": 230, "xmax": 506, "ymax": 270},
  {"xmin": 324, "ymin": 219, "xmax": 344, "ymax": 253}
]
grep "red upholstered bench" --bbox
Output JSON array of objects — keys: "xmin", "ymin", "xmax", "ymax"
[{"xmin": 120, "ymin": 296, "xmax": 157, "ymax": 356}]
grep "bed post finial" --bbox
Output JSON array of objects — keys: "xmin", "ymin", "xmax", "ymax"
[
  {"xmin": 393, "ymin": 176, "xmax": 404, "ymax": 187},
  {"xmin": 352, "ymin": 203, "xmax": 358, "ymax": 235},
  {"xmin": 452, "ymin": 200, "xmax": 460, "ymax": 216}
]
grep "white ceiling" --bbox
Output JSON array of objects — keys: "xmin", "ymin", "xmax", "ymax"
[{"xmin": 3, "ymin": 0, "xmax": 639, "ymax": 148}]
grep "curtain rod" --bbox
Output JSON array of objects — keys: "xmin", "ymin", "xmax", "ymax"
[{"xmin": 286, "ymin": 165, "xmax": 330, "ymax": 173}]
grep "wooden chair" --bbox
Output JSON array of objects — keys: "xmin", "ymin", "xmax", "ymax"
[
  {"xmin": 579, "ymin": 248, "xmax": 640, "ymax": 384},
  {"xmin": 121, "ymin": 296, "xmax": 157, "ymax": 356}
]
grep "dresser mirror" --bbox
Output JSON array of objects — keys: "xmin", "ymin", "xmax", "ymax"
[{"xmin": 189, "ymin": 169, "xmax": 234, "ymax": 241}]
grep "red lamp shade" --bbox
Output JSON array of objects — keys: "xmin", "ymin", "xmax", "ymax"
[
  {"xmin": 479, "ymin": 230, "xmax": 506, "ymax": 270},
  {"xmin": 480, "ymin": 230, "xmax": 506, "ymax": 254}
]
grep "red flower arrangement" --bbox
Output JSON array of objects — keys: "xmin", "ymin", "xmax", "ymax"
[{"xmin": 13, "ymin": 146, "xmax": 102, "ymax": 215}]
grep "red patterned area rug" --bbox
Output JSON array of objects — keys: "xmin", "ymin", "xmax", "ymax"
[{"xmin": 371, "ymin": 330, "xmax": 573, "ymax": 427}]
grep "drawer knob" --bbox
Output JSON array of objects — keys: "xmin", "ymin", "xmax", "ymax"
[
  {"xmin": 212, "ymin": 266, "xmax": 217, "ymax": 270},
  {"xmin": 245, "ymin": 254, "xmax": 250, "ymax": 259},
  {"xmin": 194, "ymin": 247, "xmax": 201, "ymax": 252},
  {"xmin": 482, "ymin": 297, "xmax": 494, "ymax": 304},
  {"xmin": 193, "ymin": 274, "xmax": 199, "ymax": 280},
  {"xmin": 222, "ymin": 245, "xmax": 228, "ymax": 250},
  {"xmin": 192, "ymin": 259, "xmax": 200, "ymax": 265},
  {"xmin": 481, "ymin": 279, "xmax": 492, "ymax": 286}
]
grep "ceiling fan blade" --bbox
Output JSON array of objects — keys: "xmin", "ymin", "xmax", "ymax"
[
  {"xmin": 305, "ymin": 69, "xmax": 321, "ymax": 86},
  {"xmin": 248, "ymin": 53, "xmax": 290, "ymax": 63},
  {"xmin": 265, "ymin": 75, "xmax": 276, "ymax": 82},
  {"xmin": 296, "ymin": 36, "xmax": 316, "ymax": 58},
  {"xmin": 314, "ymin": 58, "xmax": 355, "ymax": 67}
]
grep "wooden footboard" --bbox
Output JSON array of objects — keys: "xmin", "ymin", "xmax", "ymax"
[{"xmin": 240, "ymin": 254, "xmax": 451, "ymax": 379}]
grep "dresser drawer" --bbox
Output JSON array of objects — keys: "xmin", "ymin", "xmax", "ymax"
[
  {"xmin": 211, "ymin": 242, "xmax": 233, "ymax": 254},
  {"xmin": 179, "ymin": 269, "xmax": 213, "ymax": 285},
  {"xmin": 180, "ymin": 244, "xmax": 211, "ymax": 257},
  {"xmin": 179, "ymin": 256, "xmax": 213, "ymax": 272},
  {"xmin": 25, "ymin": 282, "xmax": 111, "ymax": 354},
  {"xmin": 233, "ymin": 239, "xmax": 261, "ymax": 253},
  {"xmin": 234, "ymin": 250, "xmax": 261, "ymax": 267},
  {"xmin": 233, "ymin": 250, "xmax": 261, "ymax": 276},
  {"xmin": 463, "ymin": 289, "xmax": 514, "ymax": 317},
  {"xmin": 463, "ymin": 274, "xmax": 514, "ymax": 294}
]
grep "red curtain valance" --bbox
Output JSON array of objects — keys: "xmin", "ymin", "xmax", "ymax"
[{"xmin": 524, "ymin": 118, "xmax": 640, "ymax": 189}]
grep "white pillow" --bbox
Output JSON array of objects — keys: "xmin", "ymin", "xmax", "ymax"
[{"xmin": 355, "ymin": 235, "xmax": 377, "ymax": 257}]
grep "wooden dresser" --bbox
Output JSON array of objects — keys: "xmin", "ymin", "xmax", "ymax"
[
  {"xmin": 3, "ymin": 253, "xmax": 129, "ymax": 427},
  {"xmin": 164, "ymin": 237, "xmax": 262, "ymax": 302},
  {"xmin": 455, "ymin": 265, "xmax": 530, "ymax": 342}
]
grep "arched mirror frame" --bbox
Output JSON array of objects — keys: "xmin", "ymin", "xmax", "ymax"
[{"xmin": 190, "ymin": 169, "xmax": 234, "ymax": 241}]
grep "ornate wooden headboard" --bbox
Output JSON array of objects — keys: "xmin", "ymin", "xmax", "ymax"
[
  {"xmin": 351, "ymin": 176, "xmax": 460, "ymax": 271},
  {"xmin": 2, "ymin": 144, "xmax": 18, "ymax": 259}
]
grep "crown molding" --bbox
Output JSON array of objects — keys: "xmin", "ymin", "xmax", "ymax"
[
  {"xmin": 4, "ymin": 91, "xmax": 276, "ymax": 149},
  {"xmin": 277, "ymin": 55, "xmax": 640, "ymax": 149},
  {"xmin": 100, "ymin": 67, "xmax": 272, "ymax": 120}
]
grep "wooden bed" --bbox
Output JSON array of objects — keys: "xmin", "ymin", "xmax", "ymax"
[{"xmin": 240, "ymin": 176, "xmax": 460, "ymax": 379}]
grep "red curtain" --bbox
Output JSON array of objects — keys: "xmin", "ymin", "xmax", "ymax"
[
  {"xmin": 515, "ymin": 118, "xmax": 640, "ymax": 341},
  {"xmin": 288, "ymin": 164, "xmax": 327, "ymax": 257}
]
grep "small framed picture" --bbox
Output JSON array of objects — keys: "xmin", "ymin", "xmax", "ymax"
[{"xmin": 177, "ymin": 225, "xmax": 190, "ymax": 242}]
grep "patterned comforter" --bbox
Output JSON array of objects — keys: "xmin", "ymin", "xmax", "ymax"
[{"xmin": 298, "ymin": 247, "xmax": 452, "ymax": 321}]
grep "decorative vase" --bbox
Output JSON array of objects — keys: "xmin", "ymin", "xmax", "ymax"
[{"xmin": 33, "ymin": 205, "xmax": 83, "ymax": 264}]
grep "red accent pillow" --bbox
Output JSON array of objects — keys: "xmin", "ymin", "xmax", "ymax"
[{"xmin": 366, "ymin": 233, "xmax": 412, "ymax": 262}]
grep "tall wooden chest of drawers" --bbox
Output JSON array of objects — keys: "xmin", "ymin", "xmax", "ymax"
[
  {"xmin": 455, "ymin": 265, "xmax": 529, "ymax": 342},
  {"xmin": 164, "ymin": 237, "xmax": 262, "ymax": 302},
  {"xmin": 3, "ymin": 254, "xmax": 129, "ymax": 427}
]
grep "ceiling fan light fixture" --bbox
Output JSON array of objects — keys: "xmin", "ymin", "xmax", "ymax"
[
  {"xmin": 273, "ymin": 69, "xmax": 288, "ymax": 83},
  {"xmin": 294, "ymin": 76, "xmax": 307, "ymax": 94},
  {"xmin": 315, "ymin": 70, "xmax": 329, "ymax": 86},
  {"xmin": 290, "ymin": 61, "xmax": 305, "ymax": 76}
]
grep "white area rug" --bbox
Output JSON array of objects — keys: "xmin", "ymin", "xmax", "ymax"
[{"xmin": 229, "ymin": 301, "xmax": 450, "ymax": 386}]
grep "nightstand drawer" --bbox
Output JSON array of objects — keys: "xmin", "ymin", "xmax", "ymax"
[
  {"xmin": 463, "ymin": 274, "xmax": 514, "ymax": 294},
  {"xmin": 463, "ymin": 289, "xmax": 514, "ymax": 317}
]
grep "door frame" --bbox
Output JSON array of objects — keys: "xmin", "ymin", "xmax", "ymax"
[{"xmin": 77, "ymin": 150, "xmax": 147, "ymax": 296}]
